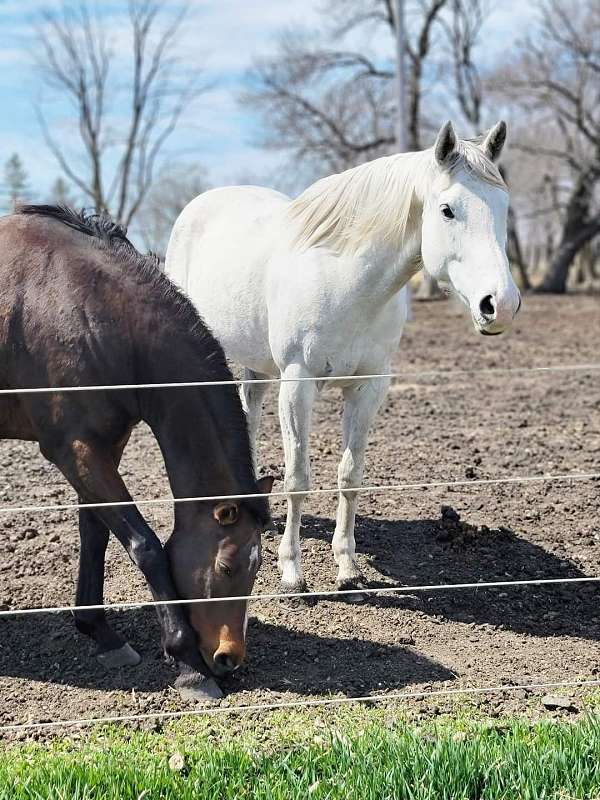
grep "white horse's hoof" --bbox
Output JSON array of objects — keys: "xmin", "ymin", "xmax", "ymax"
[
  {"xmin": 96, "ymin": 643, "xmax": 141, "ymax": 669},
  {"xmin": 175, "ymin": 673, "xmax": 223, "ymax": 703},
  {"xmin": 336, "ymin": 577, "xmax": 368, "ymax": 603},
  {"xmin": 280, "ymin": 578, "xmax": 308, "ymax": 594},
  {"xmin": 342, "ymin": 592, "xmax": 366, "ymax": 603},
  {"xmin": 279, "ymin": 580, "xmax": 317, "ymax": 607}
]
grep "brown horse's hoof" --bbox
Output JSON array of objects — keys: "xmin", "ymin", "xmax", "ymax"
[
  {"xmin": 175, "ymin": 673, "xmax": 223, "ymax": 703},
  {"xmin": 96, "ymin": 642, "xmax": 141, "ymax": 669},
  {"xmin": 335, "ymin": 578, "xmax": 368, "ymax": 603}
]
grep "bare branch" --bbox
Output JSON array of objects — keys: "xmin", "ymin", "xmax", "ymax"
[
  {"xmin": 243, "ymin": 0, "xmax": 469, "ymax": 177},
  {"xmin": 35, "ymin": 107, "xmax": 97, "ymax": 202},
  {"xmin": 35, "ymin": 0, "xmax": 206, "ymax": 224},
  {"xmin": 492, "ymin": 0, "xmax": 600, "ymax": 292}
]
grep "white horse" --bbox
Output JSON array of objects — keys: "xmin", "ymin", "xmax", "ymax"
[{"xmin": 165, "ymin": 121, "xmax": 521, "ymax": 597}]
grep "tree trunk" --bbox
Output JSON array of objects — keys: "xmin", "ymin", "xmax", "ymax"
[
  {"xmin": 539, "ymin": 241, "xmax": 579, "ymax": 293},
  {"xmin": 538, "ymin": 223, "xmax": 600, "ymax": 293},
  {"xmin": 507, "ymin": 206, "xmax": 530, "ymax": 291},
  {"xmin": 499, "ymin": 165, "xmax": 530, "ymax": 291},
  {"xmin": 538, "ymin": 164, "xmax": 600, "ymax": 293}
]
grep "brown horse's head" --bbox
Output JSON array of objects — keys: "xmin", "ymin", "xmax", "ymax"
[{"xmin": 165, "ymin": 476, "xmax": 274, "ymax": 677}]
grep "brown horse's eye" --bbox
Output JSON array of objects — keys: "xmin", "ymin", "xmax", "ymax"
[
  {"xmin": 216, "ymin": 560, "xmax": 233, "ymax": 577},
  {"xmin": 213, "ymin": 502, "xmax": 240, "ymax": 526}
]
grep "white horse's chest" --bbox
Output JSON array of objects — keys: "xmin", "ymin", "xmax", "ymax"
[{"xmin": 265, "ymin": 247, "xmax": 411, "ymax": 377}]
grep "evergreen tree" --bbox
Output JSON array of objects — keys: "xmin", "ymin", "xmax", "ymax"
[{"xmin": 4, "ymin": 154, "xmax": 29, "ymax": 209}]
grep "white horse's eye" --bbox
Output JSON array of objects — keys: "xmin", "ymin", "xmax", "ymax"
[{"xmin": 441, "ymin": 204, "xmax": 455, "ymax": 219}]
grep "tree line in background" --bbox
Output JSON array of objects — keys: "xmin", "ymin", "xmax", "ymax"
[
  {"xmin": 1, "ymin": 152, "xmax": 74, "ymax": 210},
  {"xmin": 2, "ymin": 0, "xmax": 598, "ymax": 292},
  {"xmin": 243, "ymin": 0, "xmax": 600, "ymax": 294}
]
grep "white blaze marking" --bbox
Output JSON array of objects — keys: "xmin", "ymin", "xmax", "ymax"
[{"xmin": 249, "ymin": 544, "xmax": 260, "ymax": 573}]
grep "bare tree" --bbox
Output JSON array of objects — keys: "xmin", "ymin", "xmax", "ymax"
[
  {"xmin": 244, "ymin": 0, "xmax": 493, "ymax": 183},
  {"xmin": 137, "ymin": 163, "xmax": 208, "ymax": 257},
  {"xmin": 440, "ymin": 0, "xmax": 487, "ymax": 129},
  {"xmin": 243, "ymin": 0, "xmax": 493, "ymax": 302},
  {"xmin": 35, "ymin": 1, "xmax": 205, "ymax": 227},
  {"xmin": 243, "ymin": 31, "xmax": 395, "ymax": 181},
  {"xmin": 493, "ymin": 0, "xmax": 600, "ymax": 293}
]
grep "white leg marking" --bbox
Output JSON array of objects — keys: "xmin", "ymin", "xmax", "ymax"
[{"xmin": 249, "ymin": 544, "xmax": 260, "ymax": 573}]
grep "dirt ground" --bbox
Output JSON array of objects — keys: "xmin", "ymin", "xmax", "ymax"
[{"xmin": 0, "ymin": 293, "xmax": 599, "ymax": 732}]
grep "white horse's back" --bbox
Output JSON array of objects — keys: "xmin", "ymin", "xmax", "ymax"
[{"xmin": 166, "ymin": 186, "xmax": 290, "ymax": 375}]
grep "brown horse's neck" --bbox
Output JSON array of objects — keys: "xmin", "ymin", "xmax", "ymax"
[{"xmin": 137, "ymin": 339, "xmax": 258, "ymax": 527}]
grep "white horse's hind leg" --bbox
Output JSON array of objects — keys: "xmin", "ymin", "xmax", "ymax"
[
  {"xmin": 277, "ymin": 364, "xmax": 317, "ymax": 592},
  {"xmin": 239, "ymin": 368, "xmax": 269, "ymax": 472},
  {"xmin": 333, "ymin": 376, "xmax": 390, "ymax": 592}
]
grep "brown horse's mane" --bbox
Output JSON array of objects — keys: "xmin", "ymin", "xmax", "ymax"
[
  {"xmin": 19, "ymin": 203, "xmax": 149, "ymax": 258},
  {"xmin": 16, "ymin": 204, "xmax": 270, "ymax": 525},
  {"xmin": 18, "ymin": 204, "xmax": 203, "ymax": 335}
]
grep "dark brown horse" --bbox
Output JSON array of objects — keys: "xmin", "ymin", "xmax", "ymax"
[{"xmin": 0, "ymin": 205, "xmax": 273, "ymax": 700}]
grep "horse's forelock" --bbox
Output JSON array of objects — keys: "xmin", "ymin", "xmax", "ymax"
[{"xmin": 453, "ymin": 140, "xmax": 507, "ymax": 190}]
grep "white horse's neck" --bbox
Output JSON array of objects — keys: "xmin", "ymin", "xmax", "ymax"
[{"xmin": 288, "ymin": 150, "xmax": 435, "ymax": 295}]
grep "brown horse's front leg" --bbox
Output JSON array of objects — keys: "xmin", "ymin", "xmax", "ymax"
[
  {"xmin": 102, "ymin": 506, "xmax": 210, "ymax": 674},
  {"xmin": 47, "ymin": 438, "xmax": 219, "ymax": 696},
  {"xmin": 75, "ymin": 507, "xmax": 141, "ymax": 668}
]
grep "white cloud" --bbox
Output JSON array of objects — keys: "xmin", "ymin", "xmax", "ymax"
[{"xmin": 0, "ymin": 0, "xmax": 540, "ymax": 203}]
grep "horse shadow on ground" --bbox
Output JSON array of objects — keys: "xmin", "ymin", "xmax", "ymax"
[
  {"xmin": 298, "ymin": 512, "xmax": 600, "ymax": 642},
  {"xmin": 0, "ymin": 609, "xmax": 453, "ymax": 696},
  {"xmin": 230, "ymin": 619, "xmax": 454, "ymax": 696},
  {"xmin": 2, "ymin": 508, "xmax": 597, "ymax": 698}
]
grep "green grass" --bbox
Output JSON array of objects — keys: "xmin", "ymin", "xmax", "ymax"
[{"xmin": 2, "ymin": 710, "xmax": 600, "ymax": 800}]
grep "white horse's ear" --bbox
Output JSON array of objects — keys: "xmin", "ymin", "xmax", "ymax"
[
  {"xmin": 481, "ymin": 120, "xmax": 507, "ymax": 162},
  {"xmin": 434, "ymin": 121, "xmax": 458, "ymax": 166}
]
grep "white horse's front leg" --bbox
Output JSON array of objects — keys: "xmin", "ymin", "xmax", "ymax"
[
  {"xmin": 333, "ymin": 376, "xmax": 390, "ymax": 592},
  {"xmin": 277, "ymin": 364, "xmax": 317, "ymax": 592}
]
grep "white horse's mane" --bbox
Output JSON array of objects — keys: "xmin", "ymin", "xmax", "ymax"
[{"xmin": 288, "ymin": 139, "xmax": 507, "ymax": 256}]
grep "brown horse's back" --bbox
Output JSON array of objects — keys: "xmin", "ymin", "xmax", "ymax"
[{"xmin": 0, "ymin": 212, "xmax": 147, "ymax": 446}]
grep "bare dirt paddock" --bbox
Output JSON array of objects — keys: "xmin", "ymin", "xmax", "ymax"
[{"xmin": 0, "ymin": 293, "xmax": 599, "ymax": 731}]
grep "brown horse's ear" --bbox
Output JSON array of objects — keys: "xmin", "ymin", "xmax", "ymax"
[
  {"xmin": 256, "ymin": 475, "xmax": 275, "ymax": 494},
  {"xmin": 213, "ymin": 502, "xmax": 239, "ymax": 526}
]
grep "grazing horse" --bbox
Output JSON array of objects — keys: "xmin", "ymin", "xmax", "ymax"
[
  {"xmin": 165, "ymin": 121, "xmax": 521, "ymax": 598},
  {"xmin": 0, "ymin": 205, "xmax": 273, "ymax": 700}
]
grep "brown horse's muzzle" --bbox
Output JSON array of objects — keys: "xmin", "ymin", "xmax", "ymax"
[
  {"xmin": 212, "ymin": 635, "xmax": 246, "ymax": 676},
  {"xmin": 164, "ymin": 503, "xmax": 271, "ymax": 681},
  {"xmin": 190, "ymin": 604, "xmax": 248, "ymax": 678}
]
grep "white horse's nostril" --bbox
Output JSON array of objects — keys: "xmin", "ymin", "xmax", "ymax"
[{"xmin": 479, "ymin": 295, "xmax": 496, "ymax": 320}]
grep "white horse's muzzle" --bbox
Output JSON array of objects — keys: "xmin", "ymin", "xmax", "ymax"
[{"xmin": 472, "ymin": 290, "xmax": 521, "ymax": 335}]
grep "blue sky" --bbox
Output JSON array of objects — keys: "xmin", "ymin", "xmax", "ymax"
[{"xmin": 0, "ymin": 0, "xmax": 536, "ymax": 204}]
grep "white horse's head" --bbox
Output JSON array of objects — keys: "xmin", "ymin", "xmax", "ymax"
[{"xmin": 421, "ymin": 121, "xmax": 521, "ymax": 335}]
